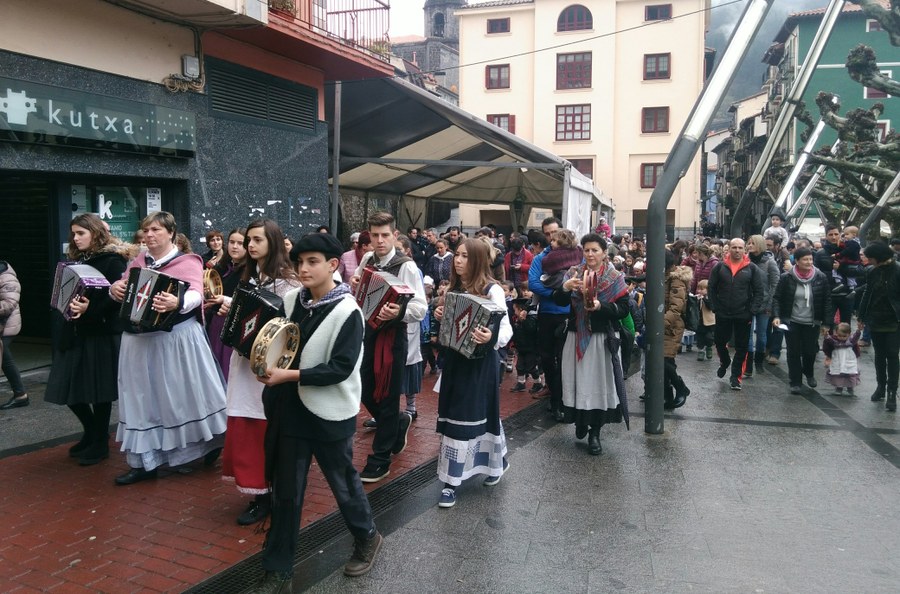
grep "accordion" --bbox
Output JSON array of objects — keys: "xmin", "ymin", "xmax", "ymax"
[
  {"xmin": 439, "ymin": 292, "xmax": 506, "ymax": 359},
  {"xmin": 50, "ymin": 262, "xmax": 111, "ymax": 321},
  {"xmin": 220, "ymin": 285, "xmax": 283, "ymax": 357},
  {"xmin": 119, "ymin": 267, "xmax": 189, "ymax": 332},
  {"xmin": 354, "ymin": 268, "xmax": 415, "ymax": 330}
]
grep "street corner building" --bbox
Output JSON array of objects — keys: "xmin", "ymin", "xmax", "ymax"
[{"xmin": 0, "ymin": 0, "xmax": 393, "ymax": 340}]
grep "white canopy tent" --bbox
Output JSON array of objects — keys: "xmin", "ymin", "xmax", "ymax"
[{"xmin": 327, "ymin": 77, "xmax": 611, "ymax": 237}]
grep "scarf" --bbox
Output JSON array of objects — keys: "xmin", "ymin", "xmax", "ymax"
[
  {"xmin": 542, "ymin": 246, "xmax": 584, "ymax": 275},
  {"xmin": 569, "ymin": 262, "xmax": 627, "ymax": 360},
  {"xmin": 299, "ymin": 282, "xmax": 351, "ymax": 311},
  {"xmin": 791, "ymin": 265, "xmax": 814, "ymax": 308}
]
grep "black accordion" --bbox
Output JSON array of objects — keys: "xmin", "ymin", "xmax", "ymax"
[
  {"xmin": 119, "ymin": 268, "xmax": 189, "ymax": 332},
  {"xmin": 220, "ymin": 284, "xmax": 283, "ymax": 357},
  {"xmin": 439, "ymin": 292, "xmax": 506, "ymax": 359}
]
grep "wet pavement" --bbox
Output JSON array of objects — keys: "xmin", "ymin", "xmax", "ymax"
[{"xmin": 2, "ymin": 342, "xmax": 899, "ymax": 593}]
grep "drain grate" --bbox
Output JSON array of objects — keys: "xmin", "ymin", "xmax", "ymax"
[{"xmin": 185, "ymin": 399, "xmax": 547, "ymax": 593}]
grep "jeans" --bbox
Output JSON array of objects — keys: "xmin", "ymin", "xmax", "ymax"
[
  {"xmin": 871, "ymin": 328, "xmax": 900, "ymax": 392},
  {"xmin": 262, "ymin": 435, "xmax": 375, "ymax": 575},
  {"xmin": 1, "ymin": 336, "xmax": 26, "ymax": 395},
  {"xmin": 747, "ymin": 313, "xmax": 769, "ymax": 354},
  {"xmin": 767, "ymin": 323, "xmax": 784, "ymax": 358},
  {"xmin": 714, "ymin": 317, "xmax": 752, "ymax": 379},
  {"xmin": 784, "ymin": 322, "xmax": 820, "ymax": 387},
  {"xmin": 537, "ymin": 313, "xmax": 568, "ymax": 411}
]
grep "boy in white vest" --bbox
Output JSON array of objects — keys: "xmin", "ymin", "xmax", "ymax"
[{"xmin": 251, "ymin": 233, "xmax": 381, "ymax": 593}]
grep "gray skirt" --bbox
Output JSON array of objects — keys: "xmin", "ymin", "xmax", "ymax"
[
  {"xmin": 116, "ymin": 319, "xmax": 227, "ymax": 471},
  {"xmin": 561, "ymin": 331, "xmax": 621, "ymax": 413}
]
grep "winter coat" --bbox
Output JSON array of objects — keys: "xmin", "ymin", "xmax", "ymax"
[
  {"xmin": 858, "ymin": 261, "xmax": 900, "ymax": 327},
  {"xmin": 708, "ymin": 256, "xmax": 765, "ymax": 319},
  {"xmin": 690, "ymin": 256, "xmax": 718, "ymax": 293},
  {"xmin": 0, "ymin": 261, "xmax": 22, "ymax": 337},
  {"xmin": 663, "ymin": 266, "xmax": 692, "ymax": 358},
  {"xmin": 772, "ymin": 268, "xmax": 833, "ymax": 328},
  {"xmin": 814, "ymin": 241, "xmax": 841, "ymax": 285},
  {"xmin": 750, "ymin": 251, "xmax": 780, "ymax": 312},
  {"xmin": 504, "ymin": 248, "xmax": 533, "ymax": 289}
]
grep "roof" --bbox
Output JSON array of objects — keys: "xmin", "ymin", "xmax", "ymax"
[
  {"xmin": 326, "ymin": 76, "xmax": 608, "ymax": 210},
  {"xmin": 775, "ymin": 0, "xmax": 889, "ymax": 41},
  {"xmin": 458, "ymin": 0, "xmax": 534, "ymax": 10},
  {"xmin": 391, "ymin": 35, "xmax": 426, "ymax": 45}
]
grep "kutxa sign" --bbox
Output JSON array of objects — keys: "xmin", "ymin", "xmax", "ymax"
[{"xmin": 0, "ymin": 77, "xmax": 196, "ymax": 156}]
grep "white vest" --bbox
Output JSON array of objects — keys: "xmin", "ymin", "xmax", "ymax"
[{"xmin": 284, "ymin": 290, "xmax": 363, "ymax": 421}]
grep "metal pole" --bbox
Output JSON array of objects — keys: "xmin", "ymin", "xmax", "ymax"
[
  {"xmin": 330, "ymin": 81, "xmax": 342, "ymax": 235},
  {"xmin": 859, "ymin": 170, "xmax": 900, "ymax": 246},
  {"xmin": 729, "ymin": 0, "xmax": 847, "ymax": 237},
  {"xmin": 645, "ymin": 0, "xmax": 774, "ymax": 435}
]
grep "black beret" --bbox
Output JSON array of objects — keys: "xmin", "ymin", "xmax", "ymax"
[{"xmin": 291, "ymin": 232, "xmax": 343, "ymax": 261}]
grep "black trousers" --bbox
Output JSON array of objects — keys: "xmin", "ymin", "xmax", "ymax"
[
  {"xmin": 714, "ymin": 317, "xmax": 752, "ymax": 379},
  {"xmin": 261, "ymin": 435, "xmax": 375, "ymax": 575},
  {"xmin": 784, "ymin": 322, "xmax": 820, "ymax": 387},
  {"xmin": 360, "ymin": 328, "xmax": 407, "ymax": 468},
  {"xmin": 537, "ymin": 313, "xmax": 567, "ymax": 410},
  {"xmin": 872, "ymin": 328, "xmax": 900, "ymax": 392}
]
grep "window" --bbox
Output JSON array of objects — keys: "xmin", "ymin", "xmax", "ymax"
[
  {"xmin": 642, "ymin": 107, "xmax": 669, "ymax": 133},
  {"xmin": 557, "ymin": 5, "xmax": 593, "ymax": 31},
  {"xmin": 487, "ymin": 18, "xmax": 510, "ymax": 34},
  {"xmin": 867, "ymin": 19, "xmax": 882, "ymax": 32},
  {"xmin": 556, "ymin": 104, "xmax": 591, "ymax": 141},
  {"xmin": 644, "ymin": 53, "xmax": 671, "ymax": 80},
  {"xmin": 485, "ymin": 64, "xmax": 510, "ymax": 89},
  {"xmin": 641, "ymin": 163, "xmax": 665, "ymax": 188},
  {"xmin": 569, "ymin": 158, "xmax": 593, "ymax": 179},
  {"xmin": 875, "ymin": 121, "xmax": 891, "ymax": 143},
  {"xmin": 557, "ymin": 52, "xmax": 592, "ymax": 89},
  {"xmin": 645, "ymin": 4, "xmax": 672, "ymax": 21},
  {"xmin": 433, "ymin": 13, "xmax": 445, "ymax": 37},
  {"xmin": 487, "ymin": 114, "xmax": 516, "ymax": 133},
  {"xmin": 865, "ymin": 71, "xmax": 892, "ymax": 99}
]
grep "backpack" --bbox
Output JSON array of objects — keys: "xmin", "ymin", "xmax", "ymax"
[{"xmin": 682, "ymin": 294, "xmax": 700, "ymax": 332}]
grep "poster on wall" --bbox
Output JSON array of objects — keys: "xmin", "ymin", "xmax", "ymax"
[{"xmin": 147, "ymin": 187, "xmax": 162, "ymax": 213}]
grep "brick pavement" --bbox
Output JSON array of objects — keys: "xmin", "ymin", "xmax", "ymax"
[{"xmin": 0, "ymin": 370, "xmax": 538, "ymax": 593}]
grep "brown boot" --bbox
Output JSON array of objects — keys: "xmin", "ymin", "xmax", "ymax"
[{"xmin": 344, "ymin": 531, "xmax": 383, "ymax": 577}]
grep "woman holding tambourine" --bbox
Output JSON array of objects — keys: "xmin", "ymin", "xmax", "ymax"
[
  {"xmin": 45, "ymin": 213, "xmax": 139, "ymax": 466},
  {"xmin": 217, "ymin": 219, "xmax": 300, "ymax": 526}
]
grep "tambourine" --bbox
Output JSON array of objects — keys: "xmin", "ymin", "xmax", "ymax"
[
  {"xmin": 582, "ymin": 268, "xmax": 599, "ymax": 302},
  {"xmin": 203, "ymin": 269, "xmax": 224, "ymax": 299},
  {"xmin": 250, "ymin": 317, "xmax": 300, "ymax": 377}
]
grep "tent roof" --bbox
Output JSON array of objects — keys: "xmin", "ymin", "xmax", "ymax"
[{"xmin": 326, "ymin": 77, "xmax": 610, "ymax": 210}]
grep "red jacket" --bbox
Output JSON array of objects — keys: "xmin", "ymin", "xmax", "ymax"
[{"xmin": 504, "ymin": 249, "xmax": 533, "ymax": 289}]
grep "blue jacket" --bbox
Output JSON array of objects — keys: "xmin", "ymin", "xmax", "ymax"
[{"xmin": 528, "ymin": 247, "xmax": 570, "ymax": 315}]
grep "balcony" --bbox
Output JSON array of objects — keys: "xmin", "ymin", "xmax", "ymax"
[
  {"xmin": 269, "ymin": 0, "xmax": 391, "ymax": 62},
  {"xmin": 114, "ymin": 0, "xmax": 268, "ymax": 26}
]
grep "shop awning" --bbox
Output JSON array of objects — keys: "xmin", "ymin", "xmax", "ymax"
[{"xmin": 326, "ymin": 77, "xmax": 611, "ymax": 236}]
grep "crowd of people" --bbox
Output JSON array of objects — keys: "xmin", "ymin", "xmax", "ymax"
[{"xmin": 0, "ymin": 208, "xmax": 899, "ymax": 593}]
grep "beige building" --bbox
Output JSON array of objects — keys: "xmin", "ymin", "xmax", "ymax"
[{"xmin": 456, "ymin": 0, "xmax": 712, "ymax": 238}]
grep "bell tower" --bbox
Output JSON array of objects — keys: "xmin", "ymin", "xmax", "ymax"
[{"xmin": 423, "ymin": 0, "xmax": 466, "ymax": 49}]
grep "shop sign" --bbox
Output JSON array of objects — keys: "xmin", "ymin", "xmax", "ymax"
[{"xmin": 0, "ymin": 77, "xmax": 195, "ymax": 156}]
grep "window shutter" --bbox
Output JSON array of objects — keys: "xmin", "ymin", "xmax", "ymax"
[{"xmin": 509, "ymin": 115, "xmax": 516, "ymax": 134}]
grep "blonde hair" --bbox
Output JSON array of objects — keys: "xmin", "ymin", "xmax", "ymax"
[
  {"xmin": 698, "ymin": 279, "xmax": 709, "ymax": 290},
  {"xmin": 747, "ymin": 234, "xmax": 766, "ymax": 254},
  {"xmin": 842, "ymin": 226, "xmax": 859, "ymax": 237},
  {"xmin": 552, "ymin": 229, "xmax": 577, "ymax": 248}
]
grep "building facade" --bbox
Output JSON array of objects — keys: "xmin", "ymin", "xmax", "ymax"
[
  {"xmin": 0, "ymin": 0, "xmax": 391, "ymax": 337},
  {"xmin": 456, "ymin": 0, "xmax": 712, "ymax": 238}
]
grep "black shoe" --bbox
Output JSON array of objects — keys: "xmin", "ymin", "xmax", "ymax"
[
  {"xmin": 588, "ymin": 428, "xmax": 602, "ymax": 455},
  {"xmin": 115, "ymin": 467, "xmax": 158, "ymax": 486},
  {"xmin": 717, "ymin": 365, "xmax": 729, "ymax": 379},
  {"xmin": 406, "ymin": 410, "xmax": 418, "ymax": 421},
  {"xmin": 887, "ymin": 391, "xmax": 897, "ymax": 413},
  {"xmin": 237, "ymin": 496, "xmax": 271, "ymax": 526},
  {"xmin": 344, "ymin": 531, "xmax": 383, "ymax": 577},
  {"xmin": 806, "ymin": 376, "xmax": 817, "ymax": 388},
  {"xmin": 248, "ymin": 571, "xmax": 293, "ymax": 594},
  {"xmin": 663, "ymin": 400, "xmax": 676, "ymax": 410},
  {"xmin": 204, "ymin": 447, "xmax": 223, "ymax": 467},
  {"xmin": 511, "ymin": 382, "xmax": 527, "ymax": 392},
  {"xmin": 553, "ymin": 408, "xmax": 565, "ymax": 422},
  {"xmin": 871, "ymin": 387, "xmax": 886, "ymax": 402},
  {"xmin": 730, "ymin": 377, "xmax": 742, "ymax": 391},
  {"xmin": 78, "ymin": 442, "xmax": 109, "ymax": 466},
  {"xmin": 790, "ymin": 385, "xmax": 802, "ymax": 395},
  {"xmin": 359, "ymin": 463, "xmax": 390, "ymax": 483},
  {"xmin": 362, "ymin": 418, "xmax": 377, "ymax": 429},
  {"xmin": 575, "ymin": 424, "xmax": 588, "ymax": 439},
  {"xmin": 672, "ymin": 387, "xmax": 690, "ymax": 409},
  {"xmin": 392, "ymin": 412, "xmax": 413, "ymax": 455},
  {"xmin": 529, "ymin": 382, "xmax": 544, "ymax": 394},
  {"xmin": 0, "ymin": 394, "xmax": 29, "ymax": 410},
  {"xmin": 68, "ymin": 434, "xmax": 92, "ymax": 458}
]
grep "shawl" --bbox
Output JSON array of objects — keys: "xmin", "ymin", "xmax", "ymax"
[
  {"xmin": 542, "ymin": 246, "xmax": 584, "ymax": 275},
  {"xmin": 567, "ymin": 262, "xmax": 627, "ymax": 360}
]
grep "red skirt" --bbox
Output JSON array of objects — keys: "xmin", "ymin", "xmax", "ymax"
[{"xmin": 222, "ymin": 416, "xmax": 269, "ymax": 494}]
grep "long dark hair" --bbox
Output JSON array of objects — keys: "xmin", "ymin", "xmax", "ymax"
[
  {"xmin": 449, "ymin": 237, "xmax": 496, "ymax": 296},
  {"xmin": 68, "ymin": 213, "xmax": 113, "ymax": 260},
  {"xmin": 241, "ymin": 219, "xmax": 296, "ymax": 284}
]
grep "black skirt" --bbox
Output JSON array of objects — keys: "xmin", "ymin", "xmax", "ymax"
[{"xmin": 44, "ymin": 333, "xmax": 121, "ymax": 405}]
